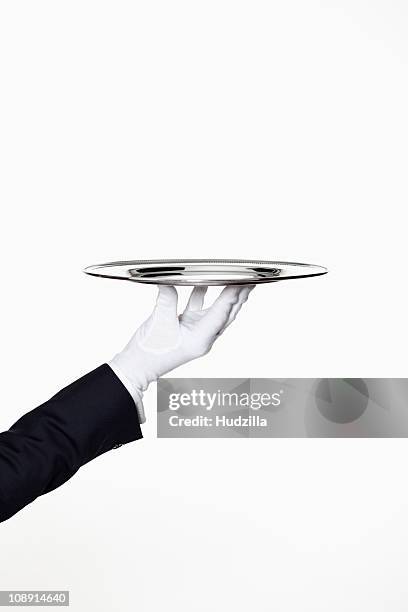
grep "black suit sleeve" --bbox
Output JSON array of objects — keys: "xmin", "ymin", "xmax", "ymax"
[{"xmin": 0, "ymin": 364, "xmax": 143, "ymax": 523}]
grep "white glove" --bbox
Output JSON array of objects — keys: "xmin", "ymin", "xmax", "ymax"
[{"xmin": 109, "ymin": 284, "xmax": 255, "ymax": 423}]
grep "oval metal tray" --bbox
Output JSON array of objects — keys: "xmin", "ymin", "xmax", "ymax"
[{"xmin": 83, "ymin": 259, "xmax": 327, "ymax": 286}]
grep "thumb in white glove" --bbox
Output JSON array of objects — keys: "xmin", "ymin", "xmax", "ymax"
[{"xmin": 109, "ymin": 284, "xmax": 255, "ymax": 423}]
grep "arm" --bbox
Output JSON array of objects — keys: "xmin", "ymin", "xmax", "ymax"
[
  {"xmin": 0, "ymin": 284, "xmax": 254, "ymax": 523},
  {"xmin": 0, "ymin": 364, "xmax": 142, "ymax": 523}
]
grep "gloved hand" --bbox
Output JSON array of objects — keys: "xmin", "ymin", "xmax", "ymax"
[{"xmin": 109, "ymin": 284, "xmax": 255, "ymax": 423}]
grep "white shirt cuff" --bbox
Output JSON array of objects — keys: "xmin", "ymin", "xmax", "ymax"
[{"xmin": 108, "ymin": 362, "xmax": 146, "ymax": 424}]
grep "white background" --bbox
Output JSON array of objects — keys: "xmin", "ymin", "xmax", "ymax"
[{"xmin": 1, "ymin": 1, "xmax": 408, "ymax": 610}]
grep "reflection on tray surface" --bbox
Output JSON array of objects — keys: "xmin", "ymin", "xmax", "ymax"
[{"xmin": 128, "ymin": 265, "xmax": 282, "ymax": 279}]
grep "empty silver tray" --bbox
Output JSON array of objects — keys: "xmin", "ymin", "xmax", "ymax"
[{"xmin": 83, "ymin": 259, "xmax": 327, "ymax": 286}]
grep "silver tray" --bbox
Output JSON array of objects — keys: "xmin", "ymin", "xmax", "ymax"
[{"xmin": 83, "ymin": 259, "xmax": 327, "ymax": 286}]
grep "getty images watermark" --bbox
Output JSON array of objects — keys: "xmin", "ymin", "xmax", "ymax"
[
  {"xmin": 157, "ymin": 378, "xmax": 408, "ymax": 437},
  {"xmin": 167, "ymin": 387, "xmax": 283, "ymax": 427}
]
